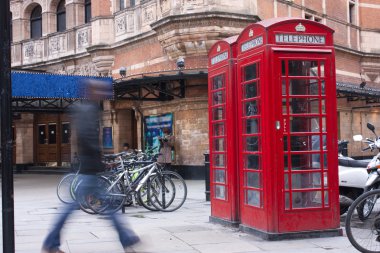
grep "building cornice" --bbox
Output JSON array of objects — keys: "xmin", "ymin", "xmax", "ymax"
[{"xmin": 150, "ymin": 11, "xmax": 260, "ymax": 30}]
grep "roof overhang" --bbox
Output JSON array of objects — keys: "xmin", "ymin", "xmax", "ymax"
[{"xmin": 113, "ymin": 69, "xmax": 208, "ymax": 101}]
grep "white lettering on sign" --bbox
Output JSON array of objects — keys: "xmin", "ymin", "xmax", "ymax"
[
  {"xmin": 241, "ymin": 36, "xmax": 263, "ymax": 52},
  {"xmin": 275, "ymin": 34, "xmax": 326, "ymax": 44},
  {"xmin": 211, "ymin": 51, "xmax": 228, "ymax": 65}
]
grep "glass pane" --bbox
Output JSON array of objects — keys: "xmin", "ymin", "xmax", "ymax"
[
  {"xmin": 213, "ymin": 138, "xmax": 225, "ymax": 152},
  {"xmin": 290, "ymin": 135, "xmax": 311, "ymax": 151},
  {"xmin": 320, "ymin": 61, "xmax": 325, "ymax": 77},
  {"xmin": 289, "ymin": 79, "xmax": 319, "ymax": 95},
  {"xmin": 212, "ymin": 107, "xmax": 224, "ymax": 120},
  {"xmin": 284, "ymin": 155, "xmax": 289, "ymax": 170},
  {"xmin": 214, "ymin": 169, "xmax": 225, "ymax": 183},
  {"xmin": 282, "ymin": 79, "xmax": 286, "ymax": 95},
  {"xmin": 31, "ymin": 20, "xmax": 42, "ymax": 39},
  {"xmin": 245, "ymin": 82, "xmax": 258, "ymax": 98},
  {"xmin": 283, "ymin": 136, "xmax": 288, "ymax": 151},
  {"xmin": 212, "ymin": 90, "xmax": 225, "ymax": 105},
  {"xmin": 246, "ymin": 118, "xmax": 259, "ymax": 134},
  {"xmin": 213, "ymin": 74, "xmax": 225, "ymax": 90},
  {"xmin": 289, "ymin": 98, "xmax": 319, "ymax": 114},
  {"xmin": 323, "ymin": 172, "xmax": 328, "ymax": 187},
  {"xmin": 321, "ymin": 80, "xmax": 325, "ymax": 95},
  {"xmin": 324, "ymin": 191, "xmax": 329, "ymax": 206},
  {"xmin": 285, "ymin": 192, "xmax": 290, "ymax": 210},
  {"xmin": 57, "ymin": 13, "xmax": 66, "ymax": 32},
  {"xmin": 323, "ymin": 152, "xmax": 328, "ymax": 170},
  {"xmin": 246, "ymin": 171, "xmax": 260, "ymax": 188},
  {"xmin": 245, "ymin": 100, "xmax": 259, "ymax": 116},
  {"xmin": 288, "ymin": 60, "xmax": 318, "ymax": 76},
  {"xmin": 290, "ymin": 117, "xmax": 321, "ymax": 132},
  {"xmin": 291, "ymin": 153, "xmax": 322, "ymax": 170},
  {"xmin": 246, "ymin": 136, "xmax": 259, "ymax": 152},
  {"xmin": 213, "ymin": 154, "xmax": 225, "ymax": 168},
  {"xmin": 213, "ymin": 123, "xmax": 225, "ymax": 136},
  {"xmin": 291, "ymin": 172, "xmax": 321, "ymax": 189},
  {"xmin": 38, "ymin": 125, "xmax": 46, "ymax": 144},
  {"xmin": 244, "ymin": 63, "xmax": 258, "ymax": 81},
  {"xmin": 246, "ymin": 154, "xmax": 260, "ymax": 170},
  {"xmin": 246, "ymin": 190, "xmax": 261, "ymax": 207},
  {"xmin": 282, "ymin": 98, "xmax": 287, "ymax": 114},
  {"xmin": 62, "ymin": 123, "xmax": 70, "ymax": 144},
  {"xmin": 215, "ymin": 185, "xmax": 226, "ymax": 199},
  {"xmin": 48, "ymin": 124, "xmax": 57, "ymax": 144},
  {"xmin": 282, "ymin": 60, "xmax": 286, "ymax": 76},
  {"xmin": 284, "ymin": 174, "xmax": 289, "ymax": 189},
  {"xmin": 292, "ymin": 191, "xmax": 322, "ymax": 208}
]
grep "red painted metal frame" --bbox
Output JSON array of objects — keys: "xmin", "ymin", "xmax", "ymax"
[
  {"xmin": 235, "ymin": 18, "xmax": 339, "ymax": 233},
  {"xmin": 208, "ymin": 37, "xmax": 239, "ymax": 222}
]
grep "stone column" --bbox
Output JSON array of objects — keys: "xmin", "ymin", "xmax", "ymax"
[
  {"xmin": 90, "ymin": 0, "xmax": 114, "ymax": 46},
  {"xmin": 66, "ymin": 0, "xmax": 85, "ymax": 28},
  {"xmin": 42, "ymin": 11, "xmax": 56, "ymax": 35},
  {"xmin": 14, "ymin": 113, "xmax": 34, "ymax": 164}
]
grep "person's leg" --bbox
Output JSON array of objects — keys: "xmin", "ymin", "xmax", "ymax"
[
  {"xmin": 109, "ymin": 212, "xmax": 140, "ymax": 248},
  {"xmin": 42, "ymin": 202, "xmax": 78, "ymax": 250}
]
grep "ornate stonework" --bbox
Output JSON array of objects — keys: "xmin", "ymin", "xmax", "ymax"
[
  {"xmin": 160, "ymin": 0, "xmax": 171, "ymax": 14},
  {"xmin": 77, "ymin": 29, "xmax": 89, "ymax": 48},
  {"xmin": 115, "ymin": 15, "xmax": 127, "ymax": 35},
  {"xmin": 49, "ymin": 34, "xmax": 66, "ymax": 55},
  {"xmin": 142, "ymin": 4, "xmax": 156, "ymax": 25},
  {"xmin": 74, "ymin": 62, "xmax": 97, "ymax": 76},
  {"xmin": 23, "ymin": 40, "xmax": 43, "ymax": 61}
]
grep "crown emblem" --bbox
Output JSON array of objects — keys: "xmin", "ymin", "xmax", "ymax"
[
  {"xmin": 295, "ymin": 23, "xmax": 306, "ymax": 32},
  {"xmin": 217, "ymin": 45, "xmax": 221, "ymax": 52},
  {"xmin": 249, "ymin": 29, "xmax": 254, "ymax": 37}
]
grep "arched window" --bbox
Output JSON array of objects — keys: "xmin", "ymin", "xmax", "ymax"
[
  {"xmin": 85, "ymin": 0, "xmax": 91, "ymax": 23},
  {"xmin": 57, "ymin": 0, "xmax": 66, "ymax": 32},
  {"xmin": 30, "ymin": 5, "xmax": 42, "ymax": 39}
]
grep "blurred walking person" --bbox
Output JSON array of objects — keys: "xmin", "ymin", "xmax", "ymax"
[{"xmin": 41, "ymin": 79, "xmax": 140, "ymax": 253}]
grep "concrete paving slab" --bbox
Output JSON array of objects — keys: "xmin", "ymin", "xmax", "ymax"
[{"xmin": 0, "ymin": 174, "xmax": 365, "ymax": 253}]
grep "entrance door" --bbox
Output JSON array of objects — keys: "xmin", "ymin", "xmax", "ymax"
[
  {"xmin": 238, "ymin": 52, "xmax": 266, "ymax": 230},
  {"xmin": 274, "ymin": 52, "xmax": 338, "ymax": 232},
  {"xmin": 36, "ymin": 114, "xmax": 71, "ymax": 165}
]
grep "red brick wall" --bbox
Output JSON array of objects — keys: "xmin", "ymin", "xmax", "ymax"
[{"xmin": 92, "ymin": 0, "xmax": 112, "ymax": 17}]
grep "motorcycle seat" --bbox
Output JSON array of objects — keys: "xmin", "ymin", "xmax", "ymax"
[{"xmin": 338, "ymin": 158, "xmax": 368, "ymax": 168}]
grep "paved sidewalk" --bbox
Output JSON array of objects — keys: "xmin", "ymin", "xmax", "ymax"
[{"xmin": 1, "ymin": 174, "xmax": 358, "ymax": 253}]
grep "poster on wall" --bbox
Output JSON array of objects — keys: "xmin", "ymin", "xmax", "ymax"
[
  {"xmin": 144, "ymin": 113, "xmax": 173, "ymax": 153},
  {"xmin": 103, "ymin": 127, "xmax": 113, "ymax": 148}
]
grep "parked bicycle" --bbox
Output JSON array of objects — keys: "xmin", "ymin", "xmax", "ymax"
[{"xmin": 345, "ymin": 189, "xmax": 380, "ymax": 253}]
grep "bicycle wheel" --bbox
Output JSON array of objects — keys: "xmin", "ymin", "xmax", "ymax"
[
  {"xmin": 357, "ymin": 187, "xmax": 378, "ymax": 221},
  {"xmin": 148, "ymin": 171, "xmax": 187, "ymax": 212},
  {"xmin": 346, "ymin": 189, "xmax": 380, "ymax": 253},
  {"xmin": 86, "ymin": 177, "xmax": 126, "ymax": 215},
  {"xmin": 136, "ymin": 178, "xmax": 160, "ymax": 211},
  {"xmin": 57, "ymin": 173, "xmax": 76, "ymax": 204}
]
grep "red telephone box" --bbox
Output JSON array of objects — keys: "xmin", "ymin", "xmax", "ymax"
[
  {"xmin": 235, "ymin": 18, "xmax": 341, "ymax": 239},
  {"xmin": 208, "ymin": 36, "xmax": 240, "ymax": 224}
]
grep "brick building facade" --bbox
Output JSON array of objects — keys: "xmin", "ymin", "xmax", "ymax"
[{"xmin": 10, "ymin": 0, "xmax": 380, "ymax": 175}]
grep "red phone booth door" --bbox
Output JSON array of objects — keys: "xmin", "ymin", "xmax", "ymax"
[{"xmin": 274, "ymin": 52, "xmax": 338, "ymax": 232}]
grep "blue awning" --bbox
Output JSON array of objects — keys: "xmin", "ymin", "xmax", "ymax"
[{"xmin": 11, "ymin": 72, "xmax": 113, "ymax": 99}]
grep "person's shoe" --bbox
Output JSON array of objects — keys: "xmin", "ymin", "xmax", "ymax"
[
  {"xmin": 41, "ymin": 247, "xmax": 65, "ymax": 253},
  {"xmin": 123, "ymin": 235, "xmax": 141, "ymax": 252}
]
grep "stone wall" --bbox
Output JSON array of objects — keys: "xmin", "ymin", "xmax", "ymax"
[
  {"xmin": 139, "ymin": 97, "xmax": 209, "ymax": 166},
  {"xmin": 14, "ymin": 113, "xmax": 34, "ymax": 164}
]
